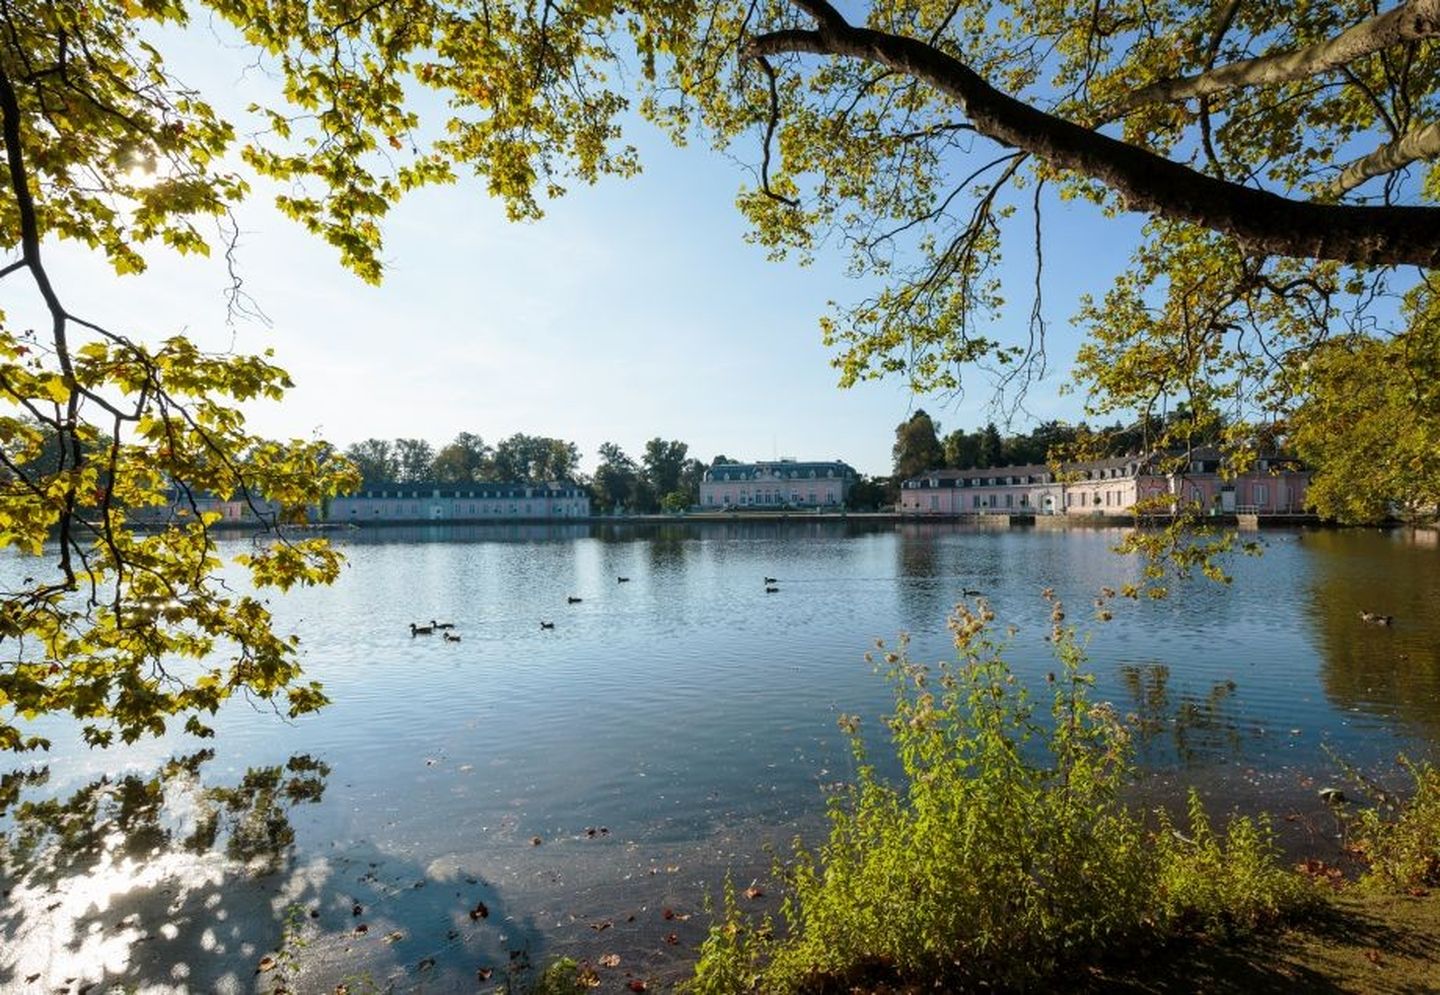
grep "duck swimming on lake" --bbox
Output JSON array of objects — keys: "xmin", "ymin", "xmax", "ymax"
[
  {"xmin": 443, "ymin": 631, "xmax": 461, "ymax": 642},
  {"xmin": 617, "ymin": 576, "xmax": 630, "ymax": 583},
  {"xmin": 1359, "ymin": 611, "xmax": 1394, "ymax": 625},
  {"xmin": 567, "ymin": 596, "xmax": 583, "ymax": 604},
  {"xmin": 763, "ymin": 576, "xmax": 777, "ymax": 584},
  {"xmin": 410, "ymin": 622, "xmax": 435, "ymax": 636},
  {"xmin": 540, "ymin": 621, "xmax": 555, "ymax": 630},
  {"xmin": 765, "ymin": 586, "xmax": 780, "ymax": 594},
  {"xmin": 432, "ymin": 620, "xmax": 456, "ymax": 630}
]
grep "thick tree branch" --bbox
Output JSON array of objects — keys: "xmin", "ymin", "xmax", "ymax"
[
  {"xmin": 1330, "ymin": 120, "xmax": 1440, "ymax": 194},
  {"xmin": 1116, "ymin": 0, "xmax": 1440, "ymax": 110},
  {"xmin": 750, "ymin": 13, "xmax": 1440, "ymax": 267}
]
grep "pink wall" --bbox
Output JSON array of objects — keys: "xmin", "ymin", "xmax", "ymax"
[{"xmin": 900, "ymin": 470, "xmax": 1311, "ymax": 516}]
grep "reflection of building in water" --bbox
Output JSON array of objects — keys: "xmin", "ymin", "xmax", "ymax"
[
  {"xmin": 700, "ymin": 459, "xmax": 857, "ymax": 509},
  {"xmin": 899, "ymin": 449, "xmax": 1311, "ymax": 516},
  {"xmin": 329, "ymin": 482, "xmax": 590, "ymax": 522}
]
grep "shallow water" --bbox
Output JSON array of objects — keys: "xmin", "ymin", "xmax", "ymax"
[{"xmin": 2, "ymin": 522, "xmax": 1438, "ymax": 992}]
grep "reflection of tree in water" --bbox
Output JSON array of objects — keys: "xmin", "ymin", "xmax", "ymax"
[
  {"xmin": 1, "ymin": 750, "xmax": 330, "ymax": 878},
  {"xmin": 1118, "ymin": 663, "xmax": 1248, "ymax": 766},
  {"xmin": 0, "ymin": 754, "xmax": 547, "ymax": 993},
  {"xmin": 1304, "ymin": 531, "xmax": 1440, "ymax": 739}
]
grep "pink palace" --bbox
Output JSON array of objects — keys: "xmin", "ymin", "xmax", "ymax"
[{"xmin": 898, "ymin": 450, "xmax": 1311, "ymax": 517}]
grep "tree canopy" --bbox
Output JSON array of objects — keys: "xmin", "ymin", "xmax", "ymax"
[{"xmin": 6, "ymin": 0, "xmax": 1440, "ymax": 749}]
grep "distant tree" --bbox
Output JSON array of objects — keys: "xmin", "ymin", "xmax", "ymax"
[
  {"xmin": 710, "ymin": 454, "xmax": 738, "ymax": 465},
  {"xmin": 642, "ymin": 438, "xmax": 690, "ymax": 499},
  {"xmin": 632, "ymin": 479, "xmax": 659, "ymax": 514},
  {"xmin": 592, "ymin": 442, "xmax": 640, "ymax": 513},
  {"xmin": 678, "ymin": 458, "xmax": 707, "ymax": 505},
  {"xmin": 394, "ymin": 438, "xmax": 436, "ymax": 483},
  {"xmin": 537, "ymin": 437, "xmax": 581, "ymax": 482},
  {"xmin": 492, "ymin": 434, "xmax": 581, "ymax": 484},
  {"xmin": 977, "ymin": 423, "xmax": 1003, "ymax": 469},
  {"xmin": 345, "ymin": 439, "xmax": 400, "ymax": 488},
  {"xmin": 847, "ymin": 475, "xmax": 896, "ymax": 511},
  {"xmin": 893, "ymin": 411, "xmax": 945, "ymax": 481},
  {"xmin": 942, "ymin": 430, "xmax": 982, "ymax": 471},
  {"xmin": 431, "ymin": 432, "xmax": 492, "ymax": 483},
  {"xmin": 661, "ymin": 490, "xmax": 691, "ymax": 514}
]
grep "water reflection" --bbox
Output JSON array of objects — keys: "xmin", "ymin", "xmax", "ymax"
[
  {"xmin": 0, "ymin": 753, "xmax": 551, "ymax": 993},
  {"xmin": 1118, "ymin": 663, "xmax": 1253, "ymax": 765},
  {"xmin": 1304, "ymin": 531, "xmax": 1440, "ymax": 740}
]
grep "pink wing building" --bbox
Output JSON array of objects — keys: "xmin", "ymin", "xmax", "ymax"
[{"xmin": 898, "ymin": 450, "xmax": 1310, "ymax": 516}]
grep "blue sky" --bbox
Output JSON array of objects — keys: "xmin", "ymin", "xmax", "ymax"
[{"xmin": 29, "ymin": 18, "xmax": 1150, "ymax": 479}]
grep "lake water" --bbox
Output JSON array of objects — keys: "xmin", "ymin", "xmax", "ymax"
[{"xmin": 3, "ymin": 522, "xmax": 1439, "ymax": 992}]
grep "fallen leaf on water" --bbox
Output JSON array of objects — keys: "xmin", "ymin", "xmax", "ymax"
[
  {"xmin": 383, "ymin": 930, "xmax": 404, "ymax": 944},
  {"xmin": 664, "ymin": 932, "xmax": 679, "ymax": 945},
  {"xmin": 576, "ymin": 964, "xmax": 601, "ymax": 988},
  {"xmin": 744, "ymin": 884, "xmax": 764, "ymax": 900},
  {"xmin": 418, "ymin": 957, "xmax": 436, "ymax": 971},
  {"xmin": 627, "ymin": 981, "xmax": 648, "ymax": 993},
  {"xmin": 352, "ymin": 903, "xmax": 363, "ymax": 916},
  {"xmin": 589, "ymin": 919, "xmax": 613, "ymax": 932},
  {"xmin": 257, "ymin": 956, "xmax": 277, "ymax": 973},
  {"xmin": 477, "ymin": 967, "xmax": 493, "ymax": 981},
  {"xmin": 530, "ymin": 836, "xmax": 543, "ymax": 846},
  {"xmin": 599, "ymin": 953, "xmax": 621, "ymax": 968},
  {"xmin": 469, "ymin": 901, "xmax": 489, "ymax": 920},
  {"xmin": 353, "ymin": 923, "xmax": 369, "ymax": 935}
]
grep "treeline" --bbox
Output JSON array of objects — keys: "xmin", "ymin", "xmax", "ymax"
[
  {"xmin": 892, "ymin": 410, "xmax": 1181, "ymax": 480},
  {"xmin": 344, "ymin": 433, "xmax": 580, "ymax": 488},
  {"xmin": 342, "ymin": 433, "xmax": 725, "ymax": 513}
]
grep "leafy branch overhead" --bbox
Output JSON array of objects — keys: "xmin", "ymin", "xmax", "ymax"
[{"xmin": 3, "ymin": 0, "xmax": 1438, "ymax": 748}]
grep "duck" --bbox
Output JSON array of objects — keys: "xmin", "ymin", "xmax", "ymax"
[
  {"xmin": 443, "ymin": 632, "xmax": 461, "ymax": 642},
  {"xmin": 1358, "ymin": 611, "xmax": 1393, "ymax": 625},
  {"xmin": 617, "ymin": 576, "xmax": 631, "ymax": 583},
  {"xmin": 765, "ymin": 586, "xmax": 780, "ymax": 594},
  {"xmin": 762, "ymin": 576, "xmax": 777, "ymax": 584},
  {"xmin": 431, "ymin": 620, "xmax": 456, "ymax": 630},
  {"xmin": 539, "ymin": 621, "xmax": 555, "ymax": 630},
  {"xmin": 410, "ymin": 622, "xmax": 435, "ymax": 636},
  {"xmin": 567, "ymin": 596, "xmax": 583, "ymax": 604},
  {"xmin": 962, "ymin": 588, "xmax": 982, "ymax": 597}
]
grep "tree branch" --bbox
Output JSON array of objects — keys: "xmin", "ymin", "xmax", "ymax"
[
  {"xmin": 1330, "ymin": 119, "xmax": 1440, "ymax": 194},
  {"xmin": 1116, "ymin": 0, "xmax": 1440, "ymax": 111},
  {"xmin": 750, "ymin": 11, "xmax": 1440, "ymax": 267}
]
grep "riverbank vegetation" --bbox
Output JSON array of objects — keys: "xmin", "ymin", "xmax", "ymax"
[{"xmin": 682, "ymin": 600, "xmax": 1437, "ymax": 994}]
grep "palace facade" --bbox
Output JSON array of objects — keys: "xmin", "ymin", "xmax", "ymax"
[
  {"xmin": 700, "ymin": 459, "xmax": 857, "ymax": 509},
  {"xmin": 898, "ymin": 451, "xmax": 1311, "ymax": 516},
  {"xmin": 329, "ymin": 482, "xmax": 591, "ymax": 521}
]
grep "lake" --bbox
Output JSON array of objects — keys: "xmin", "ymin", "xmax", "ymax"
[{"xmin": 3, "ymin": 522, "xmax": 1438, "ymax": 992}]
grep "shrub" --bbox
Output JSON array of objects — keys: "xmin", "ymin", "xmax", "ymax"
[
  {"xmin": 1348, "ymin": 758, "xmax": 1440, "ymax": 892},
  {"xmin": 687, "ymin": 600, "xmax": 1312, "ymax": 993},
  {"xmin": 1153, "ymin": 789, "xmax": 1317, "ymax": 934}
]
